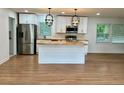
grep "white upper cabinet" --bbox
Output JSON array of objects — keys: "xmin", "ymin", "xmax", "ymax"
[
  {"xmin": 78, "ymin": 17, "xmax": 88, "ymax": 34},
  {"xmin": 66, "ymin": 17, "xmax": 71, "ymax": 26},
  {"xmin": 56, "ymin": 16, "xmax": 67, "ymax": 33},
  {"xmin": 56, "ymin": 16, "xmax": 88, "ymax": 34},
  {"xmin": 56, "ymin": 16, "xmax": 72, "ymax": 33},
  {"xmin": 19, "ymin": 14, "xmax": 37, "ymax": 25}
]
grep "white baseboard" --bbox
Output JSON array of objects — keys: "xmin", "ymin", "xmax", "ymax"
[
  {"xmin": 0, "ymin": 57, "xmax": 9, "ymax": 65},
  {"xmin": 10, "ymin": 55, "xmax": 15, "ymax": 58}
]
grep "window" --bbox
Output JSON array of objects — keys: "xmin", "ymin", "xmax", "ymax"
[
  {"xmin": 96, "ymin": 24, "xmax": 111, "ymax": 42},
  {"xmin": 112, "ymin": 24, "xmax": 124, "ymax": 43}
]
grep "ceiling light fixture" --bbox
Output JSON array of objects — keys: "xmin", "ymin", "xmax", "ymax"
[
  {"xmin": 61, "ymin": 12, "xmax": 65, "ymax": 14},
  {"xmin": 71, "ymin": 9, "xmax": 80, "ymax": 27},
  {"xmin": 24, "ymin": 10, "xmax": 28, "ymax": 13},
  {"xmin": 96, "ymin": 13, "xmax": 100, "ymax": 15},
  {"xmin": 45, "ymin": 8, "xmax": 54, "ymax": 27}
]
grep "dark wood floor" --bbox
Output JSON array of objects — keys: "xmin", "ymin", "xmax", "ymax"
[{"xmin": 0, "ymin": 53, "xmax": 124, "ymax": 85}]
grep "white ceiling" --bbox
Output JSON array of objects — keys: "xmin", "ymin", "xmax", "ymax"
[{"xmin": 10, "ymin": 8, "xmax": 124, "ymax": 17}]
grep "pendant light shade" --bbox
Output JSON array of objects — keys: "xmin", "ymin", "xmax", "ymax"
[
  {"xmin": 45, "ymin": 8, "xmax": 54, "ymax": 26},
  {"xmin": 71, "ymin": 9, "xmax": 80, "ymax": 27}
]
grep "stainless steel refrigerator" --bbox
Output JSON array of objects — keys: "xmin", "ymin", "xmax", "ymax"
[{"xmin": 17, "ymin": 24, "xmax": 37, "ymax": 54}]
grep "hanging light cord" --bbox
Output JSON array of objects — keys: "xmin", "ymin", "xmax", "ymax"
[
  {"xmin": 48, "ymin": 8, "xmax": 51, "ymax": 14},
  {"xmin": 75, "ymin": 9, "xmax": 77, "ymax": 16}
]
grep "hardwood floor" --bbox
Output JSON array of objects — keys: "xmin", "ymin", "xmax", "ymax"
[{"xmin": 0, "ymin": 53, "xmax": 124, "ymax": 84}]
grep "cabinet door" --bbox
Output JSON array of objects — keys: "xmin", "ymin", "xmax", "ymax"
[
  {"xmin": 28, "ymin": 14, "xmax": 37, "ymax": 24},
  {"xmin": 82, "ymin": 17, "xmax": 88, "ymax": 33},
  {"xmin": 66, "ymin": 17, "xmax": 71, "ymax": 26},
  {"xmin": 19, "ymin": 14, "xmax": 37, "ymax": 24},
  {"xmin": 56, "ymin": 16, "xmax": 66, "ymax": 33},
  {"xmin": 19, "ymin": 14, "xmax": 27, "ymax": 24},
  {"xmin": 78, "ymin": 17, "xmax": 88, "ymax": 34},
  {"xmin": 84, "ymin": 45, "xmax": 88, "ymax": 55},
  {"xmin": 34, "ymin": 15, "xmax": 38, "ymax": 25},
  {"xmin": 27, "ymin": 14, "xmax": 34, "ymax": 24}
]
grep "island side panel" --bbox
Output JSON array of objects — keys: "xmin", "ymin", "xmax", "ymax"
[{"xmin": 38, "ymin": 45, "xmax": 85, "ymax": 64}]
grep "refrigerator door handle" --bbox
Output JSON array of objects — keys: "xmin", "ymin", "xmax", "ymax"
[
  {"xmin": 9, "ymin": 31, "xmax": 12, "ymax": 39},
  {"xmin": 25, "ymin": 30, "xmax": 28, "ymax": 41},
  {"xmin": 19, "ymin": 32, "xmax": 23, "ymax": 38},
  {"xmin": 21, "ymin": 32, "xmax": 23, "ymax": 38}
]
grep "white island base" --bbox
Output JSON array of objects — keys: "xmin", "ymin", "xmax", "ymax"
[{"xmin": 38, "ymin": 45, "xmax": 86, "ymax": 64}]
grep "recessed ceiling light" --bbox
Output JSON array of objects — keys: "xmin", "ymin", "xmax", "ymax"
[
  {"xmin": 96, "ymin": 13, "xmax": 100, "ymax": 16},
  {"xmin": 61, "ymin": 12, "xmax": 65, "ymax": 14},
  {"xmin": 24, "ymin": 10, "xmax": 28, "ymax": 13}
]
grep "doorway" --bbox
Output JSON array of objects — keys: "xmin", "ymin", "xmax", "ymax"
[{"xmin": 9, "ymin": 17, "xmax": 15, "ymax": 57}]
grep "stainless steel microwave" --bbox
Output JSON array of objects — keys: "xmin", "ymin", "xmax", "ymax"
[{"xmin": 66, "ymin": 26, "xmax": 78, "ymax": 33}]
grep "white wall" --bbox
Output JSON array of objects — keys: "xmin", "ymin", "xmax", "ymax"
[
  {"xmin": 87, "ymin": 17, "xmax": 124, "ymax": 53},
  {"xmin": 0, "ymin": 8, "xmax": 17, "ymax": 64}
]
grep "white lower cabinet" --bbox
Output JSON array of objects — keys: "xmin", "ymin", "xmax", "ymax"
[
  {"xmin": 38, "ymin": 45, "xmax": 86, "ymax": 64},
  {"xmin": 84, "ymin": 45, "xmax": 88, "ymax": 55}
]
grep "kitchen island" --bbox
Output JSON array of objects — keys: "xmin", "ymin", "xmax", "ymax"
[{"xmin": 37, "ymin": 39, "xmax": 88, "ymax": 64}]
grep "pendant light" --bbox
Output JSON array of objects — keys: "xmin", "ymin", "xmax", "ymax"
[
  {"xmin": 45, "ymin": 8, "xmax": 54, "ymax": 26},
  {"xmin": 71, "ymin": 9, "xmax": 80, "ymax": 27}
]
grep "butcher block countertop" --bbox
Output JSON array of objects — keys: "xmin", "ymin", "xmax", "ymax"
[{"xmin": 37, "ymin": 39, "xmax": 88, "ymax": 46}]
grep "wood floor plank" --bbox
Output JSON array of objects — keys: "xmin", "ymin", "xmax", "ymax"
[{"xmin": 0, "ymin": 53, "xmax": 124, "ymax": 84}]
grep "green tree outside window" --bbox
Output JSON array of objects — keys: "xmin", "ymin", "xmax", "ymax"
[{"xmin": 96, "ymin": 24, "xmax": 111, "ymax": 42}]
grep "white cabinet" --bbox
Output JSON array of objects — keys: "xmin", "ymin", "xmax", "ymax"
[
  {"xmin": 56, "ymin": 16, "xmax": 66, "ymax": 33},
  {"xmin": 79, "ymin": 40, "xmax": 88, "ymax": 55},
  {"xmin": 84, "ymin": 45, "xmax": 88, "ymax": 55},
  {"xmin": 56, "ymin": 16, "xmax": 72, "ymax": 33},
  {"xmin": 19, "ymin": 14, "xmax": 26, "ymax": 23},
  {"xmin": 19, "ymin": 14, "xmax": 37, "ymax": 24},
  {"xmin": 66, "ymin": 17, "xmax": 71, "ymax": 26},
  {"xmin": 56, "ymin": 16, "xmax": 88, "ymax": 34},
  {"xmin": 78, "ymin": 17, "xmax": 88, "ymax": 34},
  {"xmin": 38, "ymin": 45, "xmax": 85, "ymax": 64}
]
